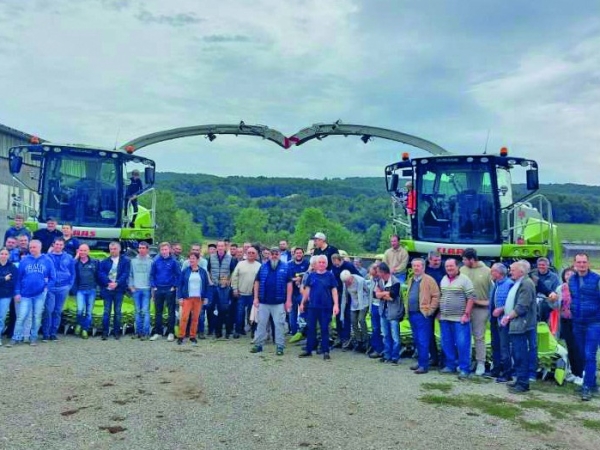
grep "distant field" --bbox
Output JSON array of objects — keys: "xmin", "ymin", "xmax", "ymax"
[{"xmin": 557, "ymin": 222, "xmax": 600, "ymax": 243}]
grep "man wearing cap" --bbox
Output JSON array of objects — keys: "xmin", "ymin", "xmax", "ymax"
[
  {"xmin": 383, "ymin": 235, "xmax": 409, "ymax": 283},
  {"xmin": 312, "ymin": 232, "xmax": 339, "ymax": 270},
  {"xmin": 126, "ymin": 169, "xmax": 143, "ymax": 227},
  {"xmin": 250, "ymin": 247, "xmax": 292, "ymax": 355},
  {"xmin": 33, "ymin": 218, "xmax": 63, "ymax": 253}
]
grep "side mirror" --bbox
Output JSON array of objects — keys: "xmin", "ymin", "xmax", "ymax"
[
  {"xmin": 390, "ymin": 174, "xmax": 399, "ymax": 192},
  {"xmin": 145, "ymin": 167, "xmax": 155, "ymax": 185},
  {"xmin": 526, "ymin": 169, "xmax": 539, "ymax": 190},
  {"xmin": 9, "ymin": 156, "xmax": 23, "ymax": 174}
]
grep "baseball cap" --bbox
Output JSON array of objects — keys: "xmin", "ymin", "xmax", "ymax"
[
  {"xmin": 312, "ymin": 232, "xmax": 327, "ymax": 241},
  {"xmin": 269, "ymin": 246, "xmax": 280, "ymax": 253}
]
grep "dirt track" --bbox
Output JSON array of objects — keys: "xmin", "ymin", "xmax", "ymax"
[{"xmin": 1, "ymin": 336, "xmax": 598, "ymax": 450}]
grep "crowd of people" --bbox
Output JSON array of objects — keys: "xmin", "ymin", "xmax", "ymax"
[{"xmin": 1, "ymin": 217, "xmax": 599, "ymax": 402}]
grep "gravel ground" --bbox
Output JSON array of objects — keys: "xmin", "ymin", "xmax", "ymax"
[{"xmin": 1, "ymin": 335, "xmax": 598, "ymax": 450}]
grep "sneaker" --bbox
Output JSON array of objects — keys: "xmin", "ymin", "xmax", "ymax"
[
  {"xmin": 190, "ymin": 338, "xmax": 198, "ymax": 345},
  {"xmin": 276, "ymin": 346, "xmax": 284, "ymax": 356},
  {"xmin": 0, "ymin": 340, "xmax": 2, "ymax": 347},
  {"xmin": 233, "ymin": 333, "xmax": 240, "ymax": 339},
  {"xmin": 50, "ymin": 336, "xmax": 58, "ymax": 342},
  {"xmin": 475, "ymin": 362, "xmax": 485, "ymax": 376},
  {"xmin": 131, "ymin": 334, "xmax": 138, "ymax": 339},
  {"xmin": 198, "ymin": 333, "xmax": 206, "ymax": 340},
  {"xmin": 528, "ymin": 377, "xmax": 537, "ymax": 383},
  {"xmin": 139, "ymin": 335, "xmax": 147, "ymax": 341},
  {"xmin": 391, "ymin": 359, "xmax": 400, "ymax": 365},
  {"xmin": 74, "ymin": 325, "xmax": 81, "ymax": 336},
  {"xmin": 250, "ymin": 345, "xmax": 263, "ymax": 353},
  {"xmin": 495, "ymin": 376, "xmax": 512, "ymax": 383},
  {"xmin": 458, "ymin": 371, "xmax": 472, "ymax": 380},
  {"xmin": 30, "ymin": 340, "xmax": 38, "ymax": 347},
  {"xmin": 114, "ymin": 335, "xmax": 120, "ymax": 341},
  {"xmin": 42, "ymin": 336, "xmax": 49, "ymax": 342},
  {"xmin": 167, "ymin": 333, "xmax": 175, "ymax": 342},
  {"xmin": 414, "ymin": 367, "xmax": 428, "ymax": 374},
  {"xmin": 177, "ymin": 338, "xmax": 183, "ymax": 345},
  {"xmin": 369, "ymin": 352, "xmax": 383, "ymax": 359},
  {"xmin": 574, "ymin": 377, "xmax": 584, "ymax": 386},
  {"xmin": 439, "ymin": 367, "xmax": 455, "ymax": 374},
  {"xmin": 581, "ymin": 387, "xmax": 593, "ymax": 401},
  {"xmin": 565, "ymin": 373, "xmax": 576, "ymax": 383},
  {"xmin": 410, "ymin": 363, "xmax": 420, "ymax": 371},
  {"xmin": 101, "ymin": 335, "xmax": 108, "ymax": 341},
  {"xmin": 298, "ymin": 351, "xmax": 312, "ymax": 358},
  {"xmin": 7, "ymin": 340, "xmax": 18, "ymax": 347},
  {"xmin": 81, "ymin": 330, "xmax": 89, "ymax": 339},
  {"xmin": 508, "ymin": 385, "xmax": 529, "ymax": 394},
  {"xmin": 149, "ymin": 334, "xmax": 160, "ymax": 341},
  {"xmin": 323, "ymin": 353, "xmax": 331, "ymax": 360}
]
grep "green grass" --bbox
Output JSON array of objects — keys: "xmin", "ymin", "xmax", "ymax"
[
  {"xmin": 420, "ymin": 382, "xmax": 453, "ymax": 393},
  {"xmin": 420, "ymin": 394, "xmax": 521, "ymax": 421},
  {"xmin": 582, "ymin": 419, "xmax": 600, "ymax": 430},
  {"xmin": 521, "ymin": 421, "xmax": 553, "ymax": 433},
  {"xmin": 420, "ymin": 392, "xmax": 599, "ymax": 434},
  {"xmin": 520, "ymin": 398, "xmax": 598, "ymax": 419},
  {"xmin": 557, "ymin": 223, "xmax": 600, "ymax": 243}
]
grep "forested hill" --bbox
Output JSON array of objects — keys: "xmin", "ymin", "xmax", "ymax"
[{"xmin": 155, "ymin": 172, "xmax": 600, "ymax": 251}]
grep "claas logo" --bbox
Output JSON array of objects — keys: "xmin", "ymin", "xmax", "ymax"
[
  {"xmin": 437, "ymin": 247, "xmax": 465, "ymax": 256},
  {"xmin": 73, "ymin": 230, "xmax": 97, "ymax": 237}
]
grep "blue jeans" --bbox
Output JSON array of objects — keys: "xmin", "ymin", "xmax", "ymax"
[
  {"xmin": 102, "ymin": 289, "xmax": 124, "ymax": 336},
  {"xmin": 236, "ymin": 294, "xmax": 253, "ymax": 334},
  {"xmin": 527, "ymin": 327, "xmax": 538, "ymax": 379},
  {"xmin": 42, "ymin": 285, "xmax": 70, "ymax": 338},
  {"xmin": 13, "ymin": 292, "xmax": 46, "ymax": 342},
  {"xmin": 573, "ymin": 321, "xmax": 600, "ymax": 389},
  {"xmin": 510, "ymin": 332, "xmax": 530, "ymax": 389},
  {"xmin": 370, "ymin": 304, "xmax": 383, "ymax": 354},
  {"xmin": 409, "ymin": 311, "xmax": 432, "ymax": 369},
  {"xmin": 306, "ymin": 307, "xmax": 332, "ymax": 354},
  {"xmin": 77, "ymin": 289, "xmax": 96, "ymax": 331},
  {"xmin": 0, "ymin": 297, "xmax": 11, "ymax": 335},
  {"xmin": 289, "ymin": 293, "xmax": 302, "ymax": 335},
  {"xmin": 380, "ymin": 315, "xmax": 400, "ymax": 361},
  {"xmin": 440, "ymin": 320, "xmax": 471, "ymax": 373},
  {"xmin": 133, "ymin": 288, "xmax": 151, "ymax": 336}
]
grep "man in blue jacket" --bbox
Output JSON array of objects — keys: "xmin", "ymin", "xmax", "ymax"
[
  {"xmin": 11, "ymin": 239, "xmax": 56, "ymax": 346},
  {"xmin": 42, "ymin": 238, "xmax": 75, "ymax": 341},
  {"xmin": 568, "ymin": 253, "xmax": 600, "ymax": 401},
  {"xmin": 250, "ymin": 247, "xmax": 292, "ymax": 356},
  {"xmin": 98, "ymin": 241, "xmax": 131, "ymax": 340},
  {"xmin": 149, "ymin": 242, "xmax": 181, "ymax": 342}
]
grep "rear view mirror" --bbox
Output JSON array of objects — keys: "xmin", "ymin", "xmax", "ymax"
[
  {"xmin": 526, "ymin": 169, "xmax": 539, "ymax": 190},
  {"xmin": 9, "ymin": 156, "xmax": 23, "ymax": 174},
  {"xmin": 145, "ymin": 167, "xmax": 155, "ymax": 185}
]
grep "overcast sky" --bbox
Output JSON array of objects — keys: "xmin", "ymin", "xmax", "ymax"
[{"xmin": 1, "ymin": 0, "xmax": 598, "ymax": 184}]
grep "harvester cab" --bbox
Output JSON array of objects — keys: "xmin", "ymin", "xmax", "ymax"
[
  {"xmin": 385, "ymin": 148, "xmax": 561, "ymax": 267},
  {"xmin": 8, "ymin": 142, "xmax": 156, "ymax": 253}
]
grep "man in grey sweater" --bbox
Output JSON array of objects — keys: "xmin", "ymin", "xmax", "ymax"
[
  {"xmin": 129, "ymin": 242, "xmax": 153, "ymax": 339},
  {"xmin": 501, "ymin": 260, "xmax": 537, "ymax": 394}
]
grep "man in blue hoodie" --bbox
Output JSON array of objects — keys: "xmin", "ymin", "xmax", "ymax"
[
  {"xmin": 568, "ymin": 253, "xmax": 600, "ymax": 401},
  {"xmin": 149, "ymin": 242, "xmax": 181, "ymax": 342},
  {"xmin": 42, "ymin": 238, "xmax": 75, "ymax": 341},
  {"xmin": 11, "ymin": 239, "xmax": 56, "ymax": 346},
  {"xmin": 98, "ymin": 241, "xmax": 131, "ymax": 340}
]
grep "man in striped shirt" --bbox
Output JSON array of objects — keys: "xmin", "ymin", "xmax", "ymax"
[{"xmin": 439, "ymin": 258, "xmax": 476, "ymax": 379}]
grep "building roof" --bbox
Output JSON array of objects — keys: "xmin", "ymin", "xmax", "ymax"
[{"xmin": 0, "ymin": 123, "xmax": 46, "ymax": 142}]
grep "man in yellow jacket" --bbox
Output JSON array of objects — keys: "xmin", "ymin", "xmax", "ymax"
[{"xmin": 406, "ymin": 258, "xmax": 440, "ymax": 374}]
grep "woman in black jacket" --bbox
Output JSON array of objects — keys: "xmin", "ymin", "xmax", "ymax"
[{"xmin": 0, "ymin": 247, "xmax": 18, "ymax": 346}]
